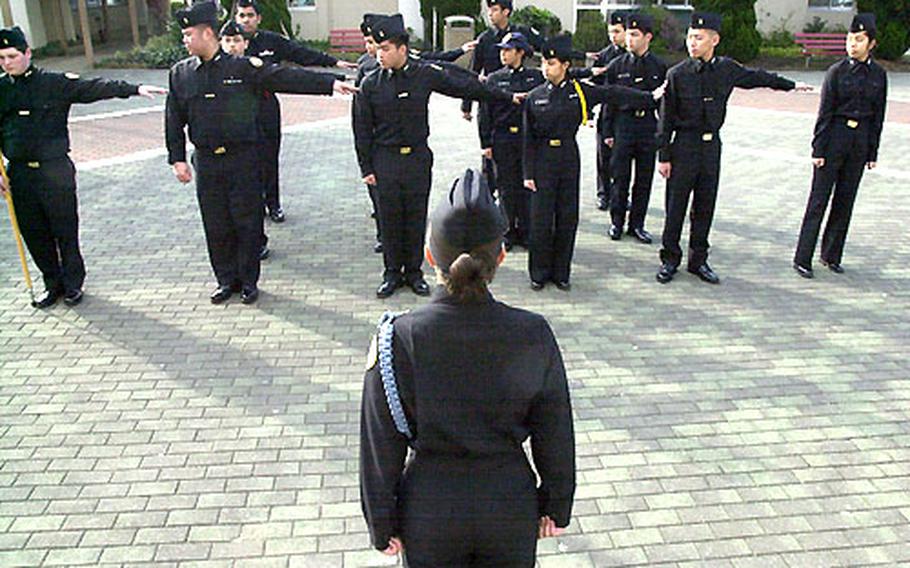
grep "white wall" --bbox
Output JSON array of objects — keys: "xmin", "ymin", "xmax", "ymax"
[
  {"xmin": 9, "ymin": 0, "xmax": 49, "ymax": 48},
  {"xmin": 400, "ymin": 0, "xmax": 423, "ymax": 39}
]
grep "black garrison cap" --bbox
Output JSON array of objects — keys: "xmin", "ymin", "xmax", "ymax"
[
  {"xmin": 0, "ymin": 26, "xmax": 28, "ymax": 51},
  {"xmin": 690, "ymin": 12, "xmax": 722, "ymax": 33},
  {"xmin": 176, "ymin": 1, "xmax": 219, "ymax": 30},
  {"xmin": 850, "ymin": 13, "xmax": 877, "ymax": 39}
]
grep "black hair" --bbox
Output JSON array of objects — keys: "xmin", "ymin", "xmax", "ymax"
[{"xmin": 237, "ymin": 0, "xmax": 261, "ymax": 15}]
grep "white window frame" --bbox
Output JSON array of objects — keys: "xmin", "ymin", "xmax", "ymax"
[
  {"xmin": 807, "ymin": 0, "xmax": 854, "ymax": 11},
  {"xmin": 288, "ymin": 0, "xmax": 316, "ymax": 11}
]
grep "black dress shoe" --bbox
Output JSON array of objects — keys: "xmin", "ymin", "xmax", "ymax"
[
  {"xmin": 822, "ymin": 260, "xmax": 844, "ymax": 274},
  {"xmin": 554, "ymin": 280, "xmax": 571, "ymax": 291},
  {"xmin": 241, "ymin": 287, "xmax": 259, "ymax": 304},
  {"xmin": 373, "ymin": 241, "xmax": 383, "ymax": 254},
  {"xmin": 210, "ymin": 286, "xmax": 233, "ymax": 304},
  {"xmin": 793, "ymin": 263, "xmax": 814, "ymax": 279},
  {"xmin": 63, "ymin": 289, "xmax": 84, "ymax": 306},
  {"xmin": 687, "ymin": 263, "xmax": 720, "ymax": 284},
  {"xmin": 596, "ymin": 197, "xmax": 609, "ymax": 211},
  {"xmin": 656, "ymin": 263, "xmax": 677, "ymax": 284},
  {"xmin": 409, "ymin": 278, "xmax": 431, "ymax": 296},
  {"xmin": 530, "ymin": 280, "xmax": 546, "ymax": 291},
  {"xmin": 376, "ymin": 278, "xmax": 402, "ymax": 299},
  {"xmin": 503, "ymin": 240, "xmax": 514, "ymax": 252},
  {"xmin": 32, "ymin": 289, "xmax": 61, "ymax": 309},
  {"xmin": 268, "ymin": 207, "xmax": 286, "ymax": 223},
  {"xmin": 259, "ymin": 245, "xmax": 271, "ymax": 261},
  {"xmin": 609, "ymin": 225, "xmax": 622, "ymax": 241},
  {"xmin": 628, "ymin": 228, "xmax": 653, "ymax": 244}
]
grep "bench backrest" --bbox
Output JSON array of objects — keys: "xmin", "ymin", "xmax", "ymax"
[
  {"xmin": 794, "ymin": 32, "xmax": 845, "ymax": 55},
  {"xmin": 330, "ymin": 28, "xmax": 363, "ymax": 53}
]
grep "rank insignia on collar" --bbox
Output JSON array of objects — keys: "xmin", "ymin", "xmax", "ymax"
[
  {"xmin": 365, "ymin": 335, "xmax": 378, "ymax": 371},
  {"xmin": 65, "ymin": 72, "xmax": 80, "ymax": 80},
  {"xmin": 249, "ymin": 56, "xmax": 263, "ymax": 68}
]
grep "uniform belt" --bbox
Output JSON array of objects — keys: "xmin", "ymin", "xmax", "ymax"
[
  {"xmin": 634, "ymin": 109, "xmax": 648, "ymax": 118},
  {"xmin": 27, "ymin": 161, "xmax": 41, "ymax": 169},
  {"xmin": 701, "ymin": 132, "xmax": 715, "ymax": 142},
  {"xmin": 508, "ymin": 126, "xmax": 520, "ymax": 134},
  {"xmin": 548, "ymin": 139, "xmax": 563, "ymax": 147},
  {"xmin": 846, "ymin": 119, "xmax": 859, "ymax": 129},
  {"xmin": 399, "ymin": 146, "xmax": 412, "ymax": 155}
]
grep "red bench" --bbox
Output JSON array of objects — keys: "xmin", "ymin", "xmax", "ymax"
[
  {"xmin": 330, "ymin": 28, "xmax": 363, "ymax": 53},
  {"xmin": 794, "ymin": 32, "xmax": 846, "ymax": 67}
]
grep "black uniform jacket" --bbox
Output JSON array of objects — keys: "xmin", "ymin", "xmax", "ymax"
[
  {"xmin": 656, "ymin": 56, "xmax": 795, "ymax": 162},
  {"xmin": 359, "ymin": 289, "xmax": 576, "ymax": 550},
  {"xmin": 165, "ymin": 50, "xmax": 335, "ymax": 164},
  {"xmin": 353, "ymin": 60, "xmax": 513, "ymax": 178},
  {"xmin": 522, "ymin": 78, "xmax": 656, "ymax": 180},
  {"xmin": 604, "ymin": 51, "xmax": 668, "ymax": 116},
  {"xmin": 478, "ymin": 65, "xmax": 545, "ymax": 148},
  {"xmin": 811, "ymin": 57, "xmax": 887, "ymax": 162},
  {"xmin": 247, "ymin": 29, "xmax": 338, "ymax": 68},
  {"xmin": 0, "ymin": 65, "xmax": 138, "ymax": 161}
]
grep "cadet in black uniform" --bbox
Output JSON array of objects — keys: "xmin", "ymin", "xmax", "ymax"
[
  {"xmin": 523, "ymin": 34, "xmax": 658, "ymax": 291},
  {"xmin": 604, "ymin": 13, "xmax": 667, "ymax": 244},
  {"xmin": 235, "ymin": 0, "xmax": 357, "ymax": 223},
  {"xmin": 353, "ymin": 14, "xmax": 519, "ymax": 299},
  {"xmin": 793, "ymin": 13, "xmax": 887, "ymax": 279},
  {"xmin": 655, "ymin": 12, "xmax": 810, "ymax": 285},
  {"xmin": 360, "ymin": 168, "xmax": 575, "ymax": 567},
  {"xmin": 586, "ymin": 11, "xmax": 628, "ymax": 211},
  {"xmin": 166, "ymin": 3, "xmax": 355, "ymax": 304},
  {"xmin": 356, "ymin": 14, "xmax": 384, "ymax": 255},
  {"xmin": 0, "ymin": 26, "xmax": 166, "ymax": 308},
  {"xmin": 478, "ymin": 32, "xmax": 543, "ymax": 251}
]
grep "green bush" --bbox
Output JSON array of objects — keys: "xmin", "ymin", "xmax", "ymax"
[
  {"xmin": 219, "ymin": 0, "xmax": 295, "ymax": 38},
  {"xmin": 99, "ymin": 26, "xmax": 187, "ymax": 69},
  {"xmin": 511, "ymin": 6, "xmax": 562, "ymax": 37},
  {"xmin": 857, "ymin": 0, "xmax": 910, "ymax": 60},
  {"xmin": 803, "ymin": 16, "xmax": 827, "ymax": 34},
  {"xmin": 692, "ymin": 0, "xmax": 762, "ymax": 62},
  {"xmin": 640, "ymin": 6, "xmax": 686, "ymax": 54},
  {"xmin": 572, "ymin": 11, "xmax": 607, "ymax": 53}
]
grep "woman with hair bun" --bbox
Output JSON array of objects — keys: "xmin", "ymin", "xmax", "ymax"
[{"xmin": 359, "ymin": 168, "xmax": 576, "ymax": 567}]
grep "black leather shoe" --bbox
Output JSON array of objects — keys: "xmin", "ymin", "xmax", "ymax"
[
  {"xmin": 409, "ymin": 278, "xmax": 431, "ymax": 296},
  {"xmin": 628, "ymin": 228, "xmax": 653, "ymax": 244},
  {"xmin": 268, "ymin": 207, "xmax": 286, "ymax": 223},
  {"xmin": 373, "ymin": 241, "xmax": 383, "ymax": 254},
  {"xmin": 554, "ymin": 280, "xmax": 571, "ymax": 291},
  {"xmin": 32, "ymin": 289, "xmax": 61, "ymax": 309},
  {"xmin": 530, "ymin": 280, "xmax": 545, "ymax": 291},
  {"xmin": 241, "ymin": 287, "xmax": 259, "ymax": 304},
  {"xmin": 504, "ymin": 239, "xmax": 514, "ymax": 252},
  {"xmin": 63, "ymin": 289, "xmax": 84, "ymax": 306},
  {"xmin": 793, "ymin": 263, "xmax": 814, "ymax": 279},
  {"xmin": 210, "ymin": 286, "xmax": 233, "ymax": 304},
  {"xmin": 822, "ymin": 260, "xmax": 844, "ymax": 274},
  {"xmin": 687, "ymin": 263, "xmax": 720, "ymax": 284},
  {"xmin": 259, "ymin": 245, "xmax": 271, "ymax": 261},
  {"xmin": 656, "ymin": 263, "xmax": 677, "ymax": 284},
  {"xmin": 596, "ymin": 197, "xmax": 609, "ymax": 211},
  {"xmin": 609, "ymin": 225, "xmax": 623, "ymax": 241},
  {"xmin": 376, "ymin": 278, "xmax": 402, "ymax": 299}
]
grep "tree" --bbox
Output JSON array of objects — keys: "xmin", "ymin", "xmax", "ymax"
[
  {"xmin": 219, "ymin": 0, "xmax": 295, "ymax": 38},
  {"xmin": 511, "ymin": 6, "xmax": 562, "ymax": 37},
  {"xmin": 857, "ymin": 0, "xmax": 910, "ymax": 60},
  {"xmin": 692, "ymin": 0, "xmax": 761, "ymax": 62}
]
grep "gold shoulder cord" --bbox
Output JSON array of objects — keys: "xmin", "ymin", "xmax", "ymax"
[{"xmin": 572, "ymin": 80, "xmax": 588, "ymax": 126}]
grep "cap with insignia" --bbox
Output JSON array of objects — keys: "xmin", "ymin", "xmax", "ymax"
[
  {"xmin": 627, "ymin": 13, "xmax": 654, "ymax": 35},
  {"xmin": 541, "ymin": 33, "xmax": 582, "ymax": 62},
  {"xmin": 689, "ymin": 12, "xmax": 722, "ymax": 33},
  {"xmin": 219, "ymin": 20, "xmax": 245, "ymax": 38},
  {"xmin": 850, "ymin": 13, "xmax": 876, "ymax": 39},
  {"xmin": 495, "ymin": 31, "xmax": 532, "ymax": 55},
  {"xmin": 371, "ymin": 14, "xmax": 408, "ymax": 43},
  {"xmin": 361, "ymin": 13, "xmax": 382, "ymax": 37},
  {"xmin": 428, "ymin": 168, "xmax": 506, "ymax": 272},
  {"xmin": 487, "ymin": 0, "xmax": 513, "ymax": 10},
  {"xmin": 175, "ymin": 1, "xmax": 219, "ymax": 30},
  {"xmin": 609, "ymin": 11, "xmax": 626, "ymax": 27},
  {"xmin": 0, "ymin": 26, "xmax": 28, "ymax": 51}
]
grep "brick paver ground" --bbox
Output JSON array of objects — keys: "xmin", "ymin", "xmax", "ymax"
[{"xmin": 1, "ymin": 68, "xmax": 909, "ymax": 567}]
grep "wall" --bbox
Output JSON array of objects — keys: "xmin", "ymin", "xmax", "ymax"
[
  {"xmin": 289, "ymin": 0, "xmax": 398, "ymax": 40},
  {"xmin": 9, "ymin": 0, "xmax": 49, "ymax": 48}
]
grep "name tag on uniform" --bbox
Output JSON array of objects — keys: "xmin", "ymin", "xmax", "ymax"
[
  {"xmin": 846, "ymin": 119, "xmax": 859, "ymax": 129},
  {"xmin": 534, "ymin": 99, "xmax": 548, "ymax": 106},
  {"xmin": 18, "ymin": 110, "xmax": 30, "ymax": 116},
  {"xmin": 549, "ymin": 139, "xmax": 562, "ymax": 147},
  {"xmin": 204, "ymin": 93, "xmax": 216, "ymax": 98},
  {"xmin": 259, "ymin": 50, "xmax": 275, "ymax": 57},
  {"xmin": 634, "ymin": 77, "xmax": 643, "ymax": 83},
  {"xmin": 703, "ymin": 97, "xmax": 713, "ymax": 102},
  {"xmin": 569, "ymin": 93, "xmax": 578, "ymax": 100},
  {"xmin": 398, "ymin": 92, "xmax": 409, "ymax": 99},
  {"xmin": 618, "ymin": 73, "xmax": 630, "ymax": 79},
  {"xmin": 223, "ymin": 78, "xmax": 243, "ymax": 85}
]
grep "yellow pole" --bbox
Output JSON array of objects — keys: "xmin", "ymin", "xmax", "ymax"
[{"xmin": 0, "ymin": 157, "xmax": 35, "ymax": 304}]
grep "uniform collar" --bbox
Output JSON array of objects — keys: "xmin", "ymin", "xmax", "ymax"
[
  {"xmin": 430, "ymin": 286, "xmax": 496, "ymax": 305},
  {"xmin": 510, "ymin": 64, "xmax": 524, "ymax": 74},
  {"xmin": 11, "ymin": 64, "xmax": 37, "ymax": 83},
  {"xmin": 197, "ymin": 49, "xmax": 225, "ymax": 69},
  {"xmin": 849, "ymin": 56, "xmax": 872, "ymax": 67}
]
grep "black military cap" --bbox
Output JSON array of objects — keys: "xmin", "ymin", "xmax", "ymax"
[
  {"xmin": 220, "ymin": 20, "xmax": 245, "ymax": 38},
  {"xmin": 690, "ymin": 12, "xmax": 722, "ymax": 32},
  {"xmin": 0, "ymin": 26, "xmax": 28, "ymax": 51},
  {"xmin": 429, "ymin": 169, "xmax": 506, "ymax": 270},
  {"xmin": 850, "ymin": 13, "xmax": 877, "ymax": 39},
  {"xmin": 176, "ymin": 1, "xmax": 219, "ymax": 30},
  {"xmin": 371, "ymin": 14, "xmax": 408, "ymax": 43},
  {"xmin": 361, "ymin": 13, "xmax": 382, "ymax": 37},
  {"xmin": 487, "ymin": 0, "xmax": 513, "ymax": 10},
  {"xmin": 627, "ymin": 13, "xmax": 654, "ymax": 35},
  {"xmin": 609, "ymin": 11, "xmax": 626, "ymax": 27},
  {"xmin": 541, "ymin": 34, "xmax": 582, "ymax": 62},
  {"xmin": 236, "ymin": 0, "xmax": 261, "ymax": 13}
]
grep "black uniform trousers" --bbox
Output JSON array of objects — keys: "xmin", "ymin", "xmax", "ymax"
[
  {"xmin": 492, "ymin": 136, "xmax": 529, "ymax": 247},
  {"xmin": 193, "ymin": 146, "xmax": 263, "ymax": 289},
  {"xmin": 8, "ymin": 158, "xmax": 85, "ymax": 293},
  {"xmin": 795, "ymin": 122, "xmax": 869, "ymax": 268},
  {"xmin": 660, "ymin": 132, "xmax": 722, "ymax": 269},
  {"xmin": 374, "ymin": 146, "xmax": 433, "ymax": 283},
  {"xmin": 610, "ymin": 114, "xmax": 658, "ymax": 231},
  {"xmin": 399, "ymin": 454, "xmax": 539, "ymax": 568},
  {"xmin": 595, "ymin": 130, "xmax": 612, "ymax": 203},
  {"xmin": 367, "ymin": 183, "xmax": 382, "ymax": 242},
  {"xmin": 529, "ymin": 143, "xmax": 581, "ymax": 284},
  {"xmin": 260, "ymin": 93, "xmax": 282, "ymax": 213}
]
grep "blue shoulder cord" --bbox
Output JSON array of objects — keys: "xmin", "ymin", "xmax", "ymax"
[{"xmin": 377, "ymin": 311, "xmax": 414, "ymax": 442}]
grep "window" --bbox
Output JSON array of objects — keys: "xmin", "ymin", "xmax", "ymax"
[
  {"xmin": 808, "ymin": 0, "xmax": 853, "ymax": 8},
  {"xmin": 289, "ymin": 0, "xmax": 316, "ymax": 8}
]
